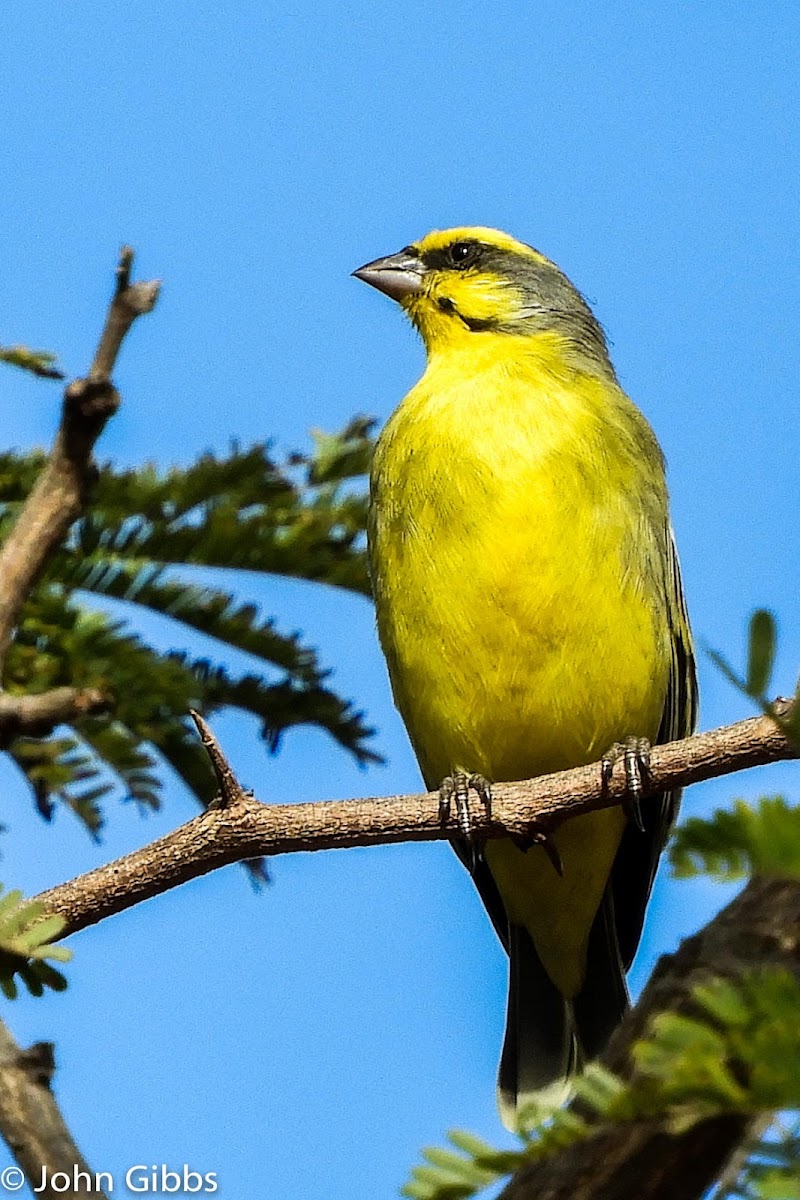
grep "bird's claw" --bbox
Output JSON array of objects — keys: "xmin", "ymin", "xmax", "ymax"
[
  {"xmin": 601, "ymin": 736, "xmax": 652, "ymax": 832},
  {"xmin": 439, "ymin": 771, "xmax": 492, "ymax": 840}
]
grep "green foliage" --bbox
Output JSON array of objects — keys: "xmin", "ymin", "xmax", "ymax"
[
  {"xmin": 402, "ymin": 972, "xmax": 800, "ymax": 1200},
  {"xmin": 708, "ymin": 609, "xmax": 779, "ymax": 703},
  {"xmin": 403, "ymin": 1067, "xmax": 631, "ymax": 1199},
  {"xmin": 708, "ymin": 608, "xmax": 800, "ymax": 747},
  {"xmin": 620, "ymin": 975, "xmax": 800, "ymax": 1197},
  {"xmin": 722, "ymin": 1118, "xmax": 800, "ymax": 1199},
  {"xmin": 402, "ymin": 1132, "xmax": 508, "ymax": 1200},
  {"xmin": 670, "ymin": 797, "xmax": 800, "ymax": 882},
  {"xmin": 629, "ymin": 971, "xmax": 800, "ymax": 1127},
  {"xmin": 0, "ymin": 344, "xmax": 64, "ymax": 379},
  {"xmin": 746, "ymin": 611, "xmax": 778, "ymax": 700},
  {"xmin": 0, "ymin": 885, "xmax": 71, "ymax": 999},
  {"xmin": 306, "ymin": 421, "xmax": 374, "ymax": 485},
  {"xmin": 0, "ymin": 419, "xmax": 379, "ymax": 837}
]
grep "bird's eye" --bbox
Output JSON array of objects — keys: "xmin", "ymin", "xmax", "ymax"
[{"xmin": 448, "ymin": 241, "xmax": 479, "ymax": 268}]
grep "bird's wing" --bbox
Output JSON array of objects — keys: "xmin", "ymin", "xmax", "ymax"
[{"xmin": 609, "ymin": 523, "xmax": 699, "ymax": 969}]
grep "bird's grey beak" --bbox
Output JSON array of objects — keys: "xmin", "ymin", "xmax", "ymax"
[{"xmin": 352, "ymin": 249, "xmax": 426, "ymax": 301}]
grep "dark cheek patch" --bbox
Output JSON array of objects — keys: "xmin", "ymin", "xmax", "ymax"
[
  {"xmin": 435, "ymin": 292, "xmax": 498, "ymax": 332},
  {"xmin": 459, "ymin": 313, "xmax": 498, "ymax": 333}
]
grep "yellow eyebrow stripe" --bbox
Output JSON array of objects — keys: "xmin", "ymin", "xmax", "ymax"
[{"xmin": 415, "ymin": 226, "xmax": 548, "ymax": 264}]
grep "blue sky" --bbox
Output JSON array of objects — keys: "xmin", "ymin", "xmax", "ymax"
[{"xmin": 2, "ymin": 2, "xmax": 799, "ymax": 1196}]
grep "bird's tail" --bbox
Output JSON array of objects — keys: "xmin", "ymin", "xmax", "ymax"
[
  {"xmin": 497, "ymin": 923, "xmax": 577, "ymax": 1127},
  {"xmin": 497, "ymin": 894, "xmax": 629, "ymax": 1128}
]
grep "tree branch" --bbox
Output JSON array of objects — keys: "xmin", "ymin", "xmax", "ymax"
[
  {"xmin": 35, "ymin": 708, "xmax": 797, "ymax": 940},
  {"xmin": 499, "ymin": 874, "xmax": 800, "ymax": 1200},
  {"xmin": 0, "ymin": 246, "xmax": 158, "ymax": 1198},
  {"xmin": 0, "ymin": 247, "xmax": 160, "ymax": 665},
  {"xmin": 0, "ymin": 688, "xmax": 111, "ymax": 749},
  {"xmin": 0, "ymin": 1020, "xmax": 108, "ymax": 1199}
]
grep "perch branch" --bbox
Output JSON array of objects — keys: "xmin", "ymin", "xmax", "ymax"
[{"xmin": 35, "ymin": 707, "xmax": 797, "ymax": 940}]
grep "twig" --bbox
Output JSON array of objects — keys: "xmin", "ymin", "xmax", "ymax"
[
  {"xmin": 35, "ymin": 708, "xmax": 797, "ymax": 940},
  {"xmin": 0, "ymin": 247, "xmax": 160, "ymax": 665},
  {"xmin": 0, "ymin": 688, "xmax": 111, "ymax": 748},
  {"xmin": 88, "ymin": 247, "xmax": 160, "ymax": 382}
]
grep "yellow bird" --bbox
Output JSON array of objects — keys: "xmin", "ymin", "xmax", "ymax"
[{"xmin": 354, "ymin": 227, "xmax": 697, "ymax": 1125}]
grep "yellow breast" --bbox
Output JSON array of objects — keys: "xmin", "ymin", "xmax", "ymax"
[{"xmin": 370, "ymin": 334, "xmax": 670, "ymax": 777}]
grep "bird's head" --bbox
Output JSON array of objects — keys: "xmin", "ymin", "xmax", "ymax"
[{"xmin": 354, "ymin": 226, "xmax": 614, "ymax": 376}]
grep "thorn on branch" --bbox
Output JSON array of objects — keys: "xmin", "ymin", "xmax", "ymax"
[
  {"xmin": 16, "ymin": 1042, "xmax": 56, "ymax": 1089},
  {"xmin": 189, "ymin": 710, "xmax": 248, "ymax": 810}
]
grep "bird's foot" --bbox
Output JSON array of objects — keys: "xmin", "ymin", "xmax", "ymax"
[
  {"xmin": 439, "ymin": 771, "xmax": 492, "ymax": 840},
  {"xmin": 601, "ymin": 735, "xmax": 652, "ymax": 832}
]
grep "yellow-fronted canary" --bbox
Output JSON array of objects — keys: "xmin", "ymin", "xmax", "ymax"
[{"xmin": 355, "ymin": 227, "xmax": 697, "ymax": 1125}]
